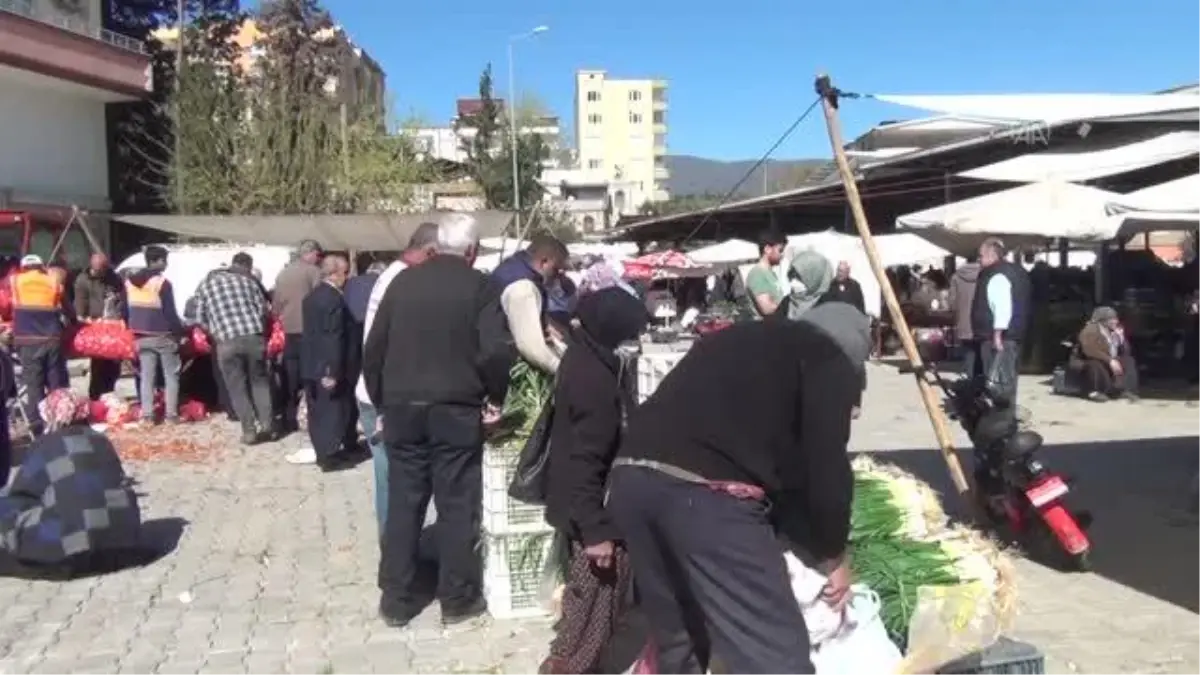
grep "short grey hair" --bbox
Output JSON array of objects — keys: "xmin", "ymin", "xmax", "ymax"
[
  {"xmin": 408, "ymin": 222, "xmax": 440, "ymax": 251},
  {"xmin": 436, "ymin": 213, "xmax": 479, "ymax": 256},
  {"xmin": 297, "ymin": 239, "xmax": 323, "ymax": 257},
  {"xmin": 320, "ymin": 254, "xmax": 348, "ymax": 278},
  {"xmin": 980, "ymin": 237, "xmax": 1006, "ymax": 257}
]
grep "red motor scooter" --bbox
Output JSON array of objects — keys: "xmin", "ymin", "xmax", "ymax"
[{"xmin": 935, "ymin": 368, "xmax": 1093, "ymax": 571}]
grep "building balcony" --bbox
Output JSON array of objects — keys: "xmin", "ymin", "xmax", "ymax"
[
  {"xmin": 654, "ymin": 166, "xmax": 670, "ymax": 180},
  {"xmin": 0, "ymin": 0, "xmax": 152, "ymax": 100},
  {"xmin": 653, "ymin": 144, "xmax": 667, "ymax": 156},
  {"xmin": 653, "ymin": 97, "xmax": 667, "ymax": 111},
  {"xmin": 653, "ymin": 122, "xmax": 667, "ymax": 134}
]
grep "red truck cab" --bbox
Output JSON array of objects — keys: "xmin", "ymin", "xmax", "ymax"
[{"xmin": 0, "ymin": 210, "xmax": 83, "ymax": 323}]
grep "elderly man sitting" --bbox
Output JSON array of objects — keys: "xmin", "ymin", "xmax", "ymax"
[{"xmin": 1068, "ymin": 306, "xmax": 1139, "ymax": 403}]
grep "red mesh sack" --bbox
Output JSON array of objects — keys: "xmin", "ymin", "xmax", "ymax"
[
  {"xmin": 187, "ymin": 325, "xmax": 212, "ymax": 356},
  {"xmin": 72, "ymin": 320, "xmax": 136, "ymax": 361},
  {"xmin": 179, "ymin": 399, "xmax": 208, "ymax": 422},
  {"xmin": 88, "ymin": 399, "xmax": 109, "ymax": 423},
  {"xmin": 266, "ymin": 314, "xmax": 285, "ymax": 358}
]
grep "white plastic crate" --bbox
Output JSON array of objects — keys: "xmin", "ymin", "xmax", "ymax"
[
  {"xmin": 482, "ymin": 446, "xmax": 552, "ymax": 534},
  {"xmin": 636, "ymin": 349, "xmax": 688, "ymax": 402},
  {"xmin": 483, "ymin": 530, "xmax": 557, "ymax": 620}
]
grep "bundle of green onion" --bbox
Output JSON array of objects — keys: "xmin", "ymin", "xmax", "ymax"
[
  {"xmin": 849, "ymin": 458, "xmax": 1016, "ymax": 650},
  {"xmin": 494, "ymin": 360, "xmax": 553, "ymax": 448}
]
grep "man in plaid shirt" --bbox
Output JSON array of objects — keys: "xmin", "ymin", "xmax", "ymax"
[{"xmin": 192, "ymin": 252, "xmax": 275, "ymax": 444}]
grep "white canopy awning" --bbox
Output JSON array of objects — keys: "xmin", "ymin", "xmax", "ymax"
[
  {"xmin": 876, "ymin": 93, "xmax": 1200, "ymax": 125},
  {"xmin": 688, "ymin": 238, "xmax": 758, "ymax": 265},
  {"xmin": 1106, "ymin": 173, "xmax": 1200, "ymax": 214},
  {"xmin": 896, "ymin": 182, "xmax": 1124, "ymax": 255},
  {"xmin": 958, "ymin": 131, "xmax": 1199, "ymax": 183}
]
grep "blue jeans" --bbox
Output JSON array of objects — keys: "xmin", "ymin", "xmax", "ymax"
[
  {"xmin": 358, "ymin": 399, "xmax": 387, "ymax": 536},
  {"xmin": 136, "ymin": 335, "xmax": 180, "ymax": 421}
]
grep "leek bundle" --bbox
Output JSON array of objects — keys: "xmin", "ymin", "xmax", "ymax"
[{"xmin": 493, "ymin": 360, "xmax": 554, "ymax": 449}]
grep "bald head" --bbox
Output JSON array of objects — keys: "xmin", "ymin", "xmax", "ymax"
[
  {"xmin": 321, "ymin": 254, "xmax": 349, "ymax": 288},
  {"xmin": 89, "ymin": 253, "xmax": 109, "ymax": 273},
  {"xmin": 836, "ymin": 260, "xmax": 851, "ymax": 280}
]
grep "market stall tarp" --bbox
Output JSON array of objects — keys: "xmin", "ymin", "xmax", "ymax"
[
  {"xmin": 895, "ymin": 181, "xmax": 1124, "ymax": 256},
  {"xmin": 624, "ymin": 250, "xmax": 712, "ymax": 281},
  {"xmin": 688, "ymin": 238, "xmax": 758, "ymax": 265},
  {"xmin": 875, "ymin": 93, "xmax": 1200, "ymax": 125},
  {"xmin": 958, "ymin": 131, "xmax": 1199, "ymax": 183},
  {"xmin": 114, "ymin": 211, "xmax": 515, "ymax": 251},
  {"xmin": 783, "ymin": 230, "xmax": 884, "ymax": 318},
  {"xmin": 116, "ymin": 244, "xmax": 294, "ymax": 313},
  {"xmin": 1106, "ymin": 173, "xmax": 1200, "ymax": 214}
]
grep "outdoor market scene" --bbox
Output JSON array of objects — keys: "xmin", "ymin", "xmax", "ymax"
[{"xmin": 0, "ymin": 1, "xmax": 1197, "ymax": 673}]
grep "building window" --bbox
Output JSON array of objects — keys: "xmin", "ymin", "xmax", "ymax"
[
  {"xmin": 629, "ymin": 91, "xmax": 641, "ymax": 102},
  {"xmin": 588, "ymin": 159, "xmax": 602, "ymax": 170},
  {"xmin": 583, "ymin": 215, "xmax": 596, "ymax": 231},
  {"xmin": 586, "ymin": 91, "xmax": 601, "ymax": 102},
  {"xmin": 629, "ymin": 113, "xmax": 642, "ymax": 124},
  {"xmin": 653, "ymin": 111, "xmax": 665, "ymax": 124},
  {"xmin": 588, "ymin": 114, "xmax": 602, "ymax": 124}
]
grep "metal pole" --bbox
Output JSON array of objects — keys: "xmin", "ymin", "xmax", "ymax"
[
  {"xmin": 508, "ymin": 41, "xmax": 521, "ymax": 238},
  {"xmin": 174, "ymin": 0, "xmax": 185, "ymax": 212}
]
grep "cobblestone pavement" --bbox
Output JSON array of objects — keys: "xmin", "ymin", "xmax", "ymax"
[{"xmin": 0, "ymin": 365, "xmax": 1195, "ymax": 674}]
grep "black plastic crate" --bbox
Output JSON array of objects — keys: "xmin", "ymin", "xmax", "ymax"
[{"xmin": 936, "ymin": 637, "xmax": 1045, "ymax": 674}]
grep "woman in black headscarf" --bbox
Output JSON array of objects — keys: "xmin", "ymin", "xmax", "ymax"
[{"xmin": 540, "ymin": 286, "xmax": 648, "ymax": 675}]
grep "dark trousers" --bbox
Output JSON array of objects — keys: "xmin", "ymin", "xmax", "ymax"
[
  {"xmin": 1074, "ymin": 355, "xmax": 1139, "ymax": 396},
  {"xmin": 0, "ymin": 403, "xmax": 9, "ymax": 487},
  {"xmin": 215, "ymin": 334, "xmax": 275, "ymax": 436},
  {"xmin": 87, "ymin": 359, "xmax": 120, "ymax": 401},
  {"xmin": 304, "ymin": 382, "xmax": 357, "ymax": 462},
  {"xmin": 379, "ymin": 402, "xmax": 483, "ymax": 619},
  {"xmin": 212, "ymin": 355, "xmax": 236, "ymax": 420},
  {"xmin": 608, "ymin": 466, "xmax": 814, "ymax": 674},
  {"xmin": 278, "ymin": 335, "xmax": 304, "ymax": 431},
  {"xmin": 17, "ymin": 340, "xmax": 67, "ymax": 432},
  {"xmin": 961, "ymin": 339, "xmax": 983, "ymax": 380}
]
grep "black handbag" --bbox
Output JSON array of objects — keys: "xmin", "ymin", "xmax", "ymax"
[{"xmin": 507, "ymin": 385, "xmax": 556, "ymax": 506}]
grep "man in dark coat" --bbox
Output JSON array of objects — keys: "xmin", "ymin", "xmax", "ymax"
[
  {"xmin": 364, "ymin": 214, "xmax": 511, "ymax": 629},
  {"xmin": 74, "ymin": 253, "xmax": 124, "ymax": 400},
  {"xmin": 288, "ymin": 255, "xmax": 358, "ymax": 471},
  {"xmin": 822, "ymin": 260, "xmax": 865, "ymax": 314}
]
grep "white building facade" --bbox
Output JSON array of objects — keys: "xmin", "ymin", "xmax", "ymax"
[
  {"xmin": 0, "ymin": 0, "xmax": 152, "ymax": 261},
  {"xmin": 574, "ymin": 69, "xmax": 669, "ymax": 209}
]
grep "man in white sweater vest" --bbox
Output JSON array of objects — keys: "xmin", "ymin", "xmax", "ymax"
[{"xmin": 491, "ymin": 235, "xmax": 569, "ymax": 375}]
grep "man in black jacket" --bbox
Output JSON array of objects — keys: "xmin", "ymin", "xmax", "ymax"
[
  {"xmin": 290, "ymin": 255, "xmax": 358, "ymax": 470},
  {"xmin": 364, "ymin": 214, "xmax": 512, "ymax": 628},
  {"xmin": 607, "ymin": 302, "xmax": 870, "ymax": 674},
  {"xmin": 823, "ymin": 260, "xmax": 865, "ymax": 314}
]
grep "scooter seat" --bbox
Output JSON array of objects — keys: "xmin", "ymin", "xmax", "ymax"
[{"xmin": 1008, "ymin": 430, "xmax": 1044, "ymax": 457}]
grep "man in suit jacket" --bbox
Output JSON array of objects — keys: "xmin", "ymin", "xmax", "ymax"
[{"xmin": 288, "ymin": 254, "xmax": 358, "ymax": 471}]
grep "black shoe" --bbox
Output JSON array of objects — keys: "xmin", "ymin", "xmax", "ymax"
[
  {"xmin": 380, "ymin": 609, "xmax": 414, "ymax": 628},
  {"xmin": 441, "ymin": 598, "xmax": 488, "ymax": 626},
  {"xmin": 241, "ymin": 431, "xmax": 261, "ymax": 446},
  {"xmin": 318, "ymin": 453, "xmax": 355, "ymax": 473}
]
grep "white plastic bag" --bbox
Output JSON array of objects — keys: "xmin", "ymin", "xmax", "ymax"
[
  {"xmin": 810, "ymin": 588, "xmax": 903, "ymax": 675},
  {"xmin": 783, "ymin": 551, "xmax": 844, "ymax": 644}
]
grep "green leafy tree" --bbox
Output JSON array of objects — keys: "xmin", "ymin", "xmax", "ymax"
[{"xmin": 457, "ymin": 65, "xmax": 548, "ymax": 213}]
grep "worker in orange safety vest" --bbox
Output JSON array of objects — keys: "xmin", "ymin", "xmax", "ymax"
[
  {"xmin": 124, "ymin": 245, "xmax": 184, "ymax": 424},
  {"xmin": 11, "ymin": 254, "xmax": 74, "ymax": 433}
]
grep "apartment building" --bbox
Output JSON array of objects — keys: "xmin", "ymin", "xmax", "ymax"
[
  {"xmin": 409, "ymin": 98, "xmax": 562, "ymax": 169},
  {"xmin": 154, "ymin": 18, "xmax": 387, "ymax": 116},
  {"xmin": 574, "ymin": 69, "xmax": 669, "ymax": 209},
  {"xmin": 0, "ymin": 0, "xmax": 153, "ymax": 260}
]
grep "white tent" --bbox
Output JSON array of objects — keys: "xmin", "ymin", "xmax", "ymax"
[
  {"xmin": 117, "ymin": 244, "xmax": 294, "ymax": 313},
  {"xmin": 688, "ymin": 239, "xmax": 759, "ymax": 265},
  {"xmin": 875, "ymin": 93, "xmax": 1200, "ymax": 125},
  {"xmin": 958, "ymin": 131, "xmax": 1199, "ymax": 183},
  {"xmin": 896, "ymin": 181, "xmax": 1124, "ymax": 255},
  {"xmin": 1106, "ymin": 174, "xmax": 1200, "ymax": 214},
  {"xmin": 870, "ymin": 233, "xmax": 950, "ymax": 268},
  {"xmin": 783, "ymin": 230, "xmax": 883, "ymax": 318}
]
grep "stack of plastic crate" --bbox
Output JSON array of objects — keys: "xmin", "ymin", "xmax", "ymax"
[
  {"xmin": 481, "ymin": 445, "xmax": 557, "ymax": 620},
  {"xmin": 636, "ymin": 344, "xmax": 690, "ymax": 402}
]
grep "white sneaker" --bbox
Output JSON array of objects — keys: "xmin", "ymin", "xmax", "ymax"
[{"xmin": 285, "ymin": 447, "xmax": 317, "ymax": 465}]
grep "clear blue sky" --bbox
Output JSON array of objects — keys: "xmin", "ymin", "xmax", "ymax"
[{"xmin": 321, "ymin": 0, "xmax": 1198, "ymax": 161}]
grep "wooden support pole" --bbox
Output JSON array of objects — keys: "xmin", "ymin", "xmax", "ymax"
[{"xmin": 815, "ymin": 75, "xmax": 973, "ymax": 500}]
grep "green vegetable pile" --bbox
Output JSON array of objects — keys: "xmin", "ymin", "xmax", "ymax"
[
  {"xmin": 849, "ymin": 469, "xmax": 962, "ymax": 646},
  {"xmin": 492, "ymin": 360, "xmax": 553, "ymax": 449}
]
